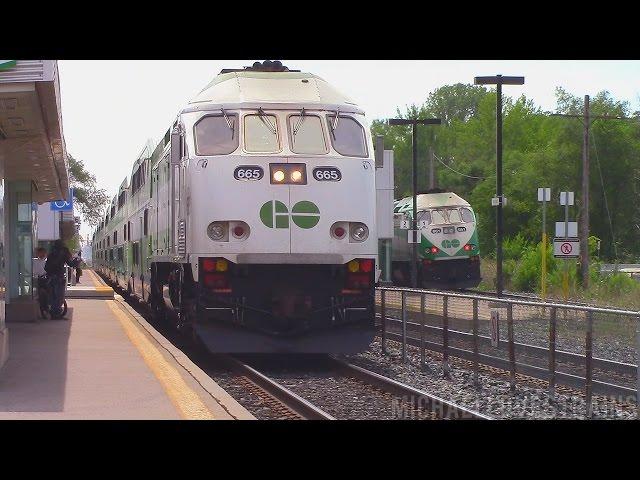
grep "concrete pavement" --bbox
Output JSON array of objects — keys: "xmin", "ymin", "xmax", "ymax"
[{"xmin": 0, "ymin": 271, "xmax": 254, "ymax": 420}]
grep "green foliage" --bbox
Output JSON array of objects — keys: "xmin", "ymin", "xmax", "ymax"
[
  {"xmin": 64, "ymin": 233, "xmax": 80, "ymax": 253},
  {"xmin": 503, "ymin": 233, "xmax": 530, "ymax": 261},
  {"xmin": 68, "ymin": 155, "xmax": 109, "ymax": 227}
]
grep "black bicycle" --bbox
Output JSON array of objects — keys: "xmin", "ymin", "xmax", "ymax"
[{"xmin": 37, "ymin": 275, "xmax": 68, "ymax": 319}]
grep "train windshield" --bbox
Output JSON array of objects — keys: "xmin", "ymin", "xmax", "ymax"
[
  {"xmin": 447, "ymin": 208, "xmax": 462, "ymax": 223},
  {"xmin": 417, "ymin": 210, "xmax": 432, "ymax": 225},
  {"xmin": 194, "ymin": 114, "xmax": 239, "ymax": 155},
  {"xmin": 326, "ymin": 115, "xmax": 368, "ymax": 157},
  {"xmin": 431, "ymin": 209, "xmax": 447, "ymax": 224},
  {"xmin": 289, "ymin": 114, "xmax": 327, "ymax": 154},
  {"xmin": 460, "ymin": 207, "xmax": 474, "ymax": 223},
  {"xmin": 244, "ymin": 113, "xmax": 279, "ymax": 152}
]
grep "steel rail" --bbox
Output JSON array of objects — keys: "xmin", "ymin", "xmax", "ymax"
[
  {"xmin": 219, "ymin": 355, "xmax": 335, "ymax": 420},
  {"xmin": 327, "ymin": 357, "xmax": 492, "ymax": 420}
]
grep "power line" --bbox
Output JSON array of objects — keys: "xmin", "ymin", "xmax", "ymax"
[
  {"xmin": 590, "ymin": 129, "xmax": 618, "ymax": 261},
  {"xmin": 433, "ymin": 153, "xmax": 485, "ymax": 179}
]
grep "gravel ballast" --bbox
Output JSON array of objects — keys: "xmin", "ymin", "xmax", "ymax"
[{"xmin": 341, "ymin": 338, "xmax": 638, "ymax": 419}]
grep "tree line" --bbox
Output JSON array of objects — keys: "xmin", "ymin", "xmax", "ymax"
[{"xmin": 371, "ymin": 85, "xmax": 640, "ymax": 262}]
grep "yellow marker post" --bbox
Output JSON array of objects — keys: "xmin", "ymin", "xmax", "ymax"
[{"xmin": 541, "ymin": 232, "xmax": 547, "ymax": 301}]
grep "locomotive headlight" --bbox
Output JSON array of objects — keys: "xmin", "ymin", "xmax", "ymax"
[
  {"xmin": 207, "ymin": 221, "xmax": 227, "ymax": 241},
  {"xmin": 349, "ymin": 222, "xmax": 369, "ymax": 242},
  {"xmin": 291, "ymin": 170, "xmax": 302, "ymax": 182},
  {"xmin": 273, "ymin": 170, "xmax": 285, "ymax": 182}
]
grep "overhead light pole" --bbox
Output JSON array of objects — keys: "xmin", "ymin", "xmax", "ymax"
[
  {"xmin": 387, "ymin": 117, "xmax": 442, "ymax": 287},
  {"xmin": 474, "ymin": 75, "xmax": 525, "ymax": 295}
]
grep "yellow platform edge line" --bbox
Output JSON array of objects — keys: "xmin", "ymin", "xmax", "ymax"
[
  {"xmin": 85, "ymin": 269, "xmax": 102, "ymax": 288},
  {"xmin": 105, "ymin": 300, "xmax": 215, "ymax": 420}
]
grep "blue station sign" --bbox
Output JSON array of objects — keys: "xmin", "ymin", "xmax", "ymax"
[{"xmin": 50, "ymin": 188, "xmax": 74, "ymax": 211}]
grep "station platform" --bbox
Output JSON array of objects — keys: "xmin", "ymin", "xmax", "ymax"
[
  {"xmin": 0, "ymin": 270, "xmax": 254, "ymax": 420},
  {"xmin": 66, "ymin": 269, "xmax": 114, "ymax": 299}
]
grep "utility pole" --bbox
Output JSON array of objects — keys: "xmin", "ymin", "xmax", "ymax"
[
  {"xmin": 581, "ymin": 96, "xmax": 590, "ymax": 288},
  {"xmin": 550, "ymin": 98, "xmax": 638, "ymax": 289}
]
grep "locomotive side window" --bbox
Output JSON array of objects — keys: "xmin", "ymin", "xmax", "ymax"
[
  {"xmin": 326, "ymin": 115, "xmax": 367, "ymax": 157},
  {"xmin": 461, "ymin": 208, "xmax": 474, "ymax": 223},
  {"xmin": 194, "ymin": 114, "xmax": 238, "ymax": 155},
  {"xmin": 288, "ymin": 114, "xmax": 327, "ymax": 154},
  {"xmin": 417, "ymin": 210, "xmax": 432, "ymax": 225},
  {"xmin": 244, "ymin": 114, "xmax": 279, "ymax": 153}
]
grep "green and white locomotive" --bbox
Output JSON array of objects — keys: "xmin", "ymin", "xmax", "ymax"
[
  {"xmin": 391, "ymin": 189, "xmax": 481, "ymax": 289},
  {"xmin": 92, "ymin": 61, "xmax": 379, "ymax": 353}
]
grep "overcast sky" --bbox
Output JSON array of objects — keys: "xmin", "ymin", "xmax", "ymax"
[{"xmin": 57, "ymin": 60, "xmax": 640, "ymax": 240}]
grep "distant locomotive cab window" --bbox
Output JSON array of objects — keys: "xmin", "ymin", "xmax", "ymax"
[
  {"xmin": 417, "ymin": 210, "xmax": 432, "ymax": 225},
  {"xmin": 447, "ymin": 208, "xmax": 462, "ymax": 224},
  {"xmin": 461, "ymin": 208, "xmax": 474, "ymax": 223},
  {"xmin": 431, "ymin": 209, "xmax": 447, "ymax": 225},
  {"xmin": 244, "ymin": 113, "xmax": 279, "ymax": 153},
  {"xmin": 326, "ymin": 115, "xmax": 367, "ymax": 157},
  {"xmin": 288, "ymin": 114, "xmax": 327, "ymax": 154},
  {"xmin": 194, "ymin": 114, "xmax": 239, "ymax": 155}
]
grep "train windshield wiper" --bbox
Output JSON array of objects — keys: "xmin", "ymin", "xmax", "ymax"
[
  {"xmin": 221, "ymin": 108, "xmax": 235, "ymax": 135},
  {"xmin": 329, "ymin": 109, "xmax": 340, "ymax": 138},
  {"xmin": 292, "ymin": 107, "xmax": 306, "ymax": 136},
  {"xmin": 257, "ymin": 107, "xmax": 277, "ymax": 135}
]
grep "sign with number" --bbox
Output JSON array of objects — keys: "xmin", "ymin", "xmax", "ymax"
[
  {"xmin": 50, "ymin": 188, "xmax": 74, "ymax": 211},
  {"xmin": 490, "ymin": 310, "xmax": 500, "ymax": 347},
  {"xmin": 553, "ymin": 238, "xmax": 580, "ymax": 258},
  {"xmin": 234, "ymin": 166, "xmax": 264, "ymax": 181},
  {"xmin": 400, "ymin": 219, "xmax": 410, "ymax": 230},
  {"xmin": 418, "ymin": 220, "xmax": 429, "ymax": 229},
  {"xmin": 312, "ymin": 167, "xmax": 341, "ymax": 182}
]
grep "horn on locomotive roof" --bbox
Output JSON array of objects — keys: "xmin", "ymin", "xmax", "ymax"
[{"xmin": 220, "ymin": 60, "xmax": 300, "ymax": 74}]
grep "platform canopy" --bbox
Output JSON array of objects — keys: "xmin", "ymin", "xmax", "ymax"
[{"xmin": 0, "ymin": 60, "xmax": 69, "ymax": 202}]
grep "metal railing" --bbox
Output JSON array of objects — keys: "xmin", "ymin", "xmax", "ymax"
[{"xmin": 376, "ymin": 285, "xmax": 640, "ymax": 419}]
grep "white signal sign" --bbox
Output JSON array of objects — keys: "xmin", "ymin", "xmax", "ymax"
[
  {"xmin": 537, "ymin": 188, "xmax": 551, "ymax": 202},
  {"xmin": 418, "ymin": 220, "xmax": 429, "ymax": 229},
  {"xmin": 553, "ymin": 238, "xmax": 580, "ymax": 258},
  {"xmin": 555, "ymin": 221, "xmax": 577, "ymax": 238},
  {"xmin": 407, "ymin": 230, "xmax": 420, "ymax": 243},
  {"xmin": 400, "ymin": 219, "xmax": 410, "ymax": 230},
  {"xmin": 560, "ymin": 191, "xmax": 574, "ymax": 206}
]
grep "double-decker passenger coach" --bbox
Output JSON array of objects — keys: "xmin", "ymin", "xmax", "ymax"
[{"xmin": 93, "ymin": 61, "xmax": 379, "ymax": 353}]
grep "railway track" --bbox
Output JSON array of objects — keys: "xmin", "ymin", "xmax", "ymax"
[
  {"xmin": 379, "ymin": 314, "xmax": 638, "ymax": 400},
  {"xmin": 97, "ymin": 271, "xmax": 488, "ymax": 420},
  {"xmin": 237, "ymin": 354, "xmax": 491, "ymax": 420}
]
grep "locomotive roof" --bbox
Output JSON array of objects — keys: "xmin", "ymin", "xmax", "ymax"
[
  {"xmin": 188, "ymin": 70, "xmax": 361, "ymax": 111},
  {"xmin": 396, "ymin": 192, "xmax": 471, "ymax": 210}
]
